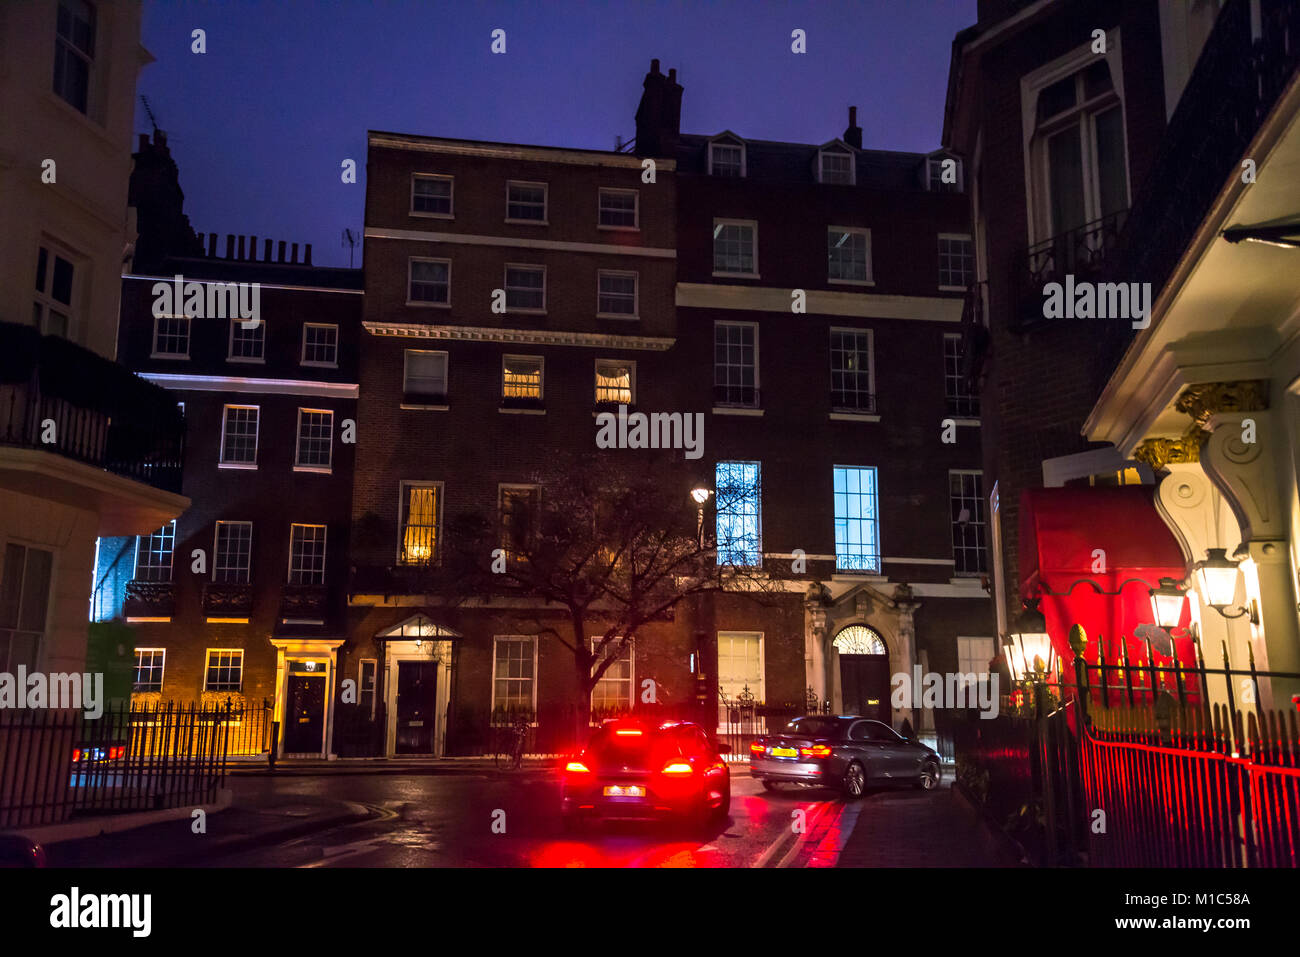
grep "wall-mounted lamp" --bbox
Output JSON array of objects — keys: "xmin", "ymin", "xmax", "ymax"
[
  {"xmin": 1147, "ymin": 577, "xmax": 1188, "ymax": 631},
  {"xmin": 1191, "ymin": 548, "xmax": 1259, "ymax": 623},
  {"xmin": 1004, "ymin": 598, "xmax": 1054, "ymax": 682}
]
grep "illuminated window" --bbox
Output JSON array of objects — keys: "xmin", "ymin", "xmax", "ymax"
[
  {"xmin": 288, "ymin": 524, "xmax": 327, "ymax": 585},
  {"xmin": 716, "ymin": 632, "xmax": 763, "ymax": 729},
  {"xmin": 204, "ymin": 649, "xmax": 243, "ymax": 693},
  {"xmin": 213, "ymin": 522, "xmax": 252, "ymax": 583},
  {"xmin": 956, "ymin": 637, "xmax": 995, "ymax": 688},
  {"xmin": 134, "ymin": 522, "xmax": 176, "ymax": 583},
  {"xmin": 133, "ymin": 649, "xmax": 165, "ymax": 694},
  {"xmin": 715, "ymin": 461, "xmax": 761, "ymax": 566},
  {"xmin": 502, "ymin": 355, "xmax": 543, "ymax": 402},
  {"xmin": 590, "ymin": 637, "xmax": 634, "ymax": 714},
  {"xmin": 833, "ymin": 466, "xmax": 879, "ymax": 572},
  {"xmin": 399, "ymin": 482, "xmax": 440, "ymax": 565},
  {"xmin": 950, "ymin": 470, "xmax": 987, "ymax": 576},
  {"xmin": 492, "ymin": 636, "xmax": 537, "ymax": 714},
  {"xmin": 595, "ymin": 359, "xmax": 634, "ymax": 404}
]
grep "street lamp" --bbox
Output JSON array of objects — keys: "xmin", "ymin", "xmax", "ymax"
[
  {"xmin": 1192, "ymin": 548, "xmax": 1258, "ymax": 622},
  {"xmin": 690, "ymin": 486, "xmax": 712, "ymax": 546},
  {"xmin": 1005, "ymin": 599, "xmax": 1054, "ymax": 682},
  {"xmin": 1147, "ymin": 577, "xmax": 1188, "ymax": 631}
]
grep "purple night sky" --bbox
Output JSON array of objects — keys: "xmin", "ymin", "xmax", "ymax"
[{"xmin": 135, "ymin": 0, "xmax": 976, "ymax": 266}]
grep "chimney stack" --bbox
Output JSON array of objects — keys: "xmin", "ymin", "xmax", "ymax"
[
  {"xmin": 304, "ymin": 243, "xmax": 312, "ymax": 266},
  {"xmin": 207, "ymin": 232, "xmax": 217, "ymax": 257},
  {"xmin": 225, "ymin": 234, "xmax": 235, "ymax": 259},
  {"xmin": 634, "ymin": 58, "xmax": 683, "ymax": 159},
  {"xmin": 844, "ymin": 106, "xmax": 862, "ymax": 149},
  {"xmin": 264, "ymin": 238, "xmax": 272, "ymax": 260},
  {"xmin": 291, "ymin": 242, "xmax": 299, "ymax": 264},
  {"xmin": 278, "ymin": 240, "xmax": 287, "ymax": 263},
  {"xmin": 249, "ymin": 235, "xmax": 257, "ymax": 261},
  {"xmin": 237, "ymin": 235, "xmax": 246, "ymax": 260}
]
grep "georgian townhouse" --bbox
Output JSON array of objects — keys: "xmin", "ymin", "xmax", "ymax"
[
  {"xmin": 92, "ymin": 130, "xmax": 363, "ymax": 758},
  {"xmin": 636, "ymin": 63, "xmax": 996, "ymax": 749},
  {"xmin": 943, "ymin": 0, "xmax": 1300, "ymax": 712}
]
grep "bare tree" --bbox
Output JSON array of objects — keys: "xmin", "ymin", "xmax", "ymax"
[{"xmin": 417, "ymin": 451, "xmax": 777, "ymax": 738}]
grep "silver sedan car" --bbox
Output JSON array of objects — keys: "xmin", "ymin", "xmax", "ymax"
[{"xmin": 750, "ymin": 715, "xmax": 941, "ymax": 797}]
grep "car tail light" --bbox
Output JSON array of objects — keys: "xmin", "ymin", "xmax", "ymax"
[
  {"xmin": 661, "ymin": 761, "xmax": 694, "ymax": 775},
  {"xmin": 614, "ymin": 728, "xmax": 643, "ymax": 736},
  {"xmin": 564, "ymin": 761, "xmax": 591, "ymax": 774},
  {"xmin": 749, "ymin": 741, "xmax": 766, "ymax": 756},
  {"xmin": 800, "ymin": 744, "xmax": 832, "ymax": 758}
]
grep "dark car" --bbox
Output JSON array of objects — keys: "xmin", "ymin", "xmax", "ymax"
[
  {"xmin": 750, "ymin": 715, "xmax": 940, "ymax": 797},
  {"xmin": 0, "ymin": 834, "xmax": 46, "ymax": 868},
  {"xmin": 561, "ymin": 719, "xmax": 731, "ymax": 830}
]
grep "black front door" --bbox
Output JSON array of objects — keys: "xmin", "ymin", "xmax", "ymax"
[
  {"xmin": 840, "ymin": 654, "xmax": 890, "ymax": 724},
  {"xmin": 285, "ymin": 674, "xmax": 326, "ymax": 753},
  {"xmin": 396, "ymin": 660, "xmax": 438, "ymax": 754}
]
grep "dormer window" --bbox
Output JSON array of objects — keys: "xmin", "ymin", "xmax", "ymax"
[
  {"xmin": 927, "ymin": 155, "xmax": 964, "ymax": 192},
  {"xmin": 818, "ymin": 145, "xmax": 855, "ymax": 185},
  {"xmin": 708, "ymin": 135, "xmax": 745, "ymax": 177}
]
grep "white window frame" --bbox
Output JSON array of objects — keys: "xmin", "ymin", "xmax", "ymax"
[
  {"xmin": 597, "ymin": 188, "xmax": 639, "ymax": 230},
  {"xmin": 499, "ymin": 484, "xmax": 540, "ymax": 560},
  {"xmin": 938, "ymin": 233, "xmax": 974, "ymax": 291},
  {"xmin": 503, "ymin": 264, "xmax": 546, "ymax": 314},
  {"xmin": 358, "ymin": 658, "xmax": 378, "ymax": 719},
  {"xmin": 713, "ymin": 320, "xmax": 759, "ymax": 408},
  {"xmin": 300, "ymin": 323, "xmax": 339, "ymax": 367},
  {"xmin": 818, "ymin": 146, "xmax": 856, "ymax": 185},
  {"xmin": 227, "ymin": 318, "xmax": 266, "ymax": 363},
  {"xmin": 294, "ymin": 408, "xmax": 334, "ymax": 473},
  {"xmin": 833, "ymin": 464, "xmax": 881, "ymax": 573},
  {"xmin": 0, "ymin": 543, "xmax": 54, "ymax": 674},
  {"xmin": 133, "ymin": 521, "xmax": 176, "ymax": 583},
  {"xmin": 397, "ymin": 480, "xmax": 443, "ymax": 566},
  {"xmin": 829, "ymin": 327, "xmax": 876, "ymax": 412},
  {"xmin": 212, "ymin": 521, "xmax": 253, "ymax": 584},
  {"xmin": 716, "ymin": 631, "xmax": 765, "ymax": 727},
  {"xmin": 594, "ymin": 358, "xmax": 636, "ymax": 405},
  {"xmin": 1020, "ymin": 29, "xmax": 1129, "ymax": 247},
  {"xmin": 596, "ymin": 269, "xmax": 639, "ymax": 318},
  {"xmin": 219, "ymin": 405, "xmax": 259, "ymax": 469},
  {"xmin": 927, "ymin": 155, "xmax": 965, "ymax": 192},
  {"xmin": 827, "ymin": 226, "xmax": 874, "ymax": 285},
  {"xmin": 501, "ymin": 354, "xmax": 544, "ymax": 401},
  {"xmin": 707, "ymin": 137, "xmax": 746, "ymax": 177},
  {"xmin": 32, "ymin": 241, "xmax": 81, "ymax": 340},
  {"xmin": 943, "ymin": 332, "xmax": 979, "ymax": 419},
  {"xmin": 490, "ymin": 635, "xmax": 539, "ymax": 717},
  {"xmin": 53, "ymin": 0, "xmax": 96, "ymax": 115},
  {"xmin": 287, "ymin": 523, "xmax": 328, "ymax": 585},
  {"xmin": 949, "ymin": 469, "xmax": 987, "ymax": 577},
  {"xmin": 712, "ymin": 218, "xmax": 759, "ymax": 278},
  {"xmin": 133, "ymin": 648, "xmax": 166, "ymax": 694},
  {"xmin": 505, "ymin": 180, "xmax": 548, "ymax": 224},
  {"xmin": 589, "ymin": 636, "xmax": 635, "ymax": 712},
  {"xmin": 956, "ymin": 636, "xmax": 996, "ymax": 690},
  {"xmin": 203, "ymin": 648, "xmax": 244, "ymax": 693},
  {"xmin": 410, "ymin": 173, "xmax": 454, "ymax": 219},
  {"xmin": 151, "ymin": 314, "xmax": 191, "ymax": 359},
  {"xmin": 407, "ymin": 257, "xmax": 452, "ymax": 308}
]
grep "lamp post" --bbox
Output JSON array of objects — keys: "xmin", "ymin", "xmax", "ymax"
[
  {"xmin": 1006, "ymin": 599, "xmax": 1055, "ymax": 715},
  {"xmin": 691, "ymin": 486, "xmax": 712, "ymax": 546}
]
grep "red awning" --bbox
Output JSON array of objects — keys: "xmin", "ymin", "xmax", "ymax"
[{"xmin": 1018, "ymin": 486, "xmax": 1199, "ymax": 691}]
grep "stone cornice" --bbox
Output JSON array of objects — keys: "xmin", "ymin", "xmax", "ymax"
[{"xmin": 362, "ymin": 321, "xmax": 676, "ymax": 351}]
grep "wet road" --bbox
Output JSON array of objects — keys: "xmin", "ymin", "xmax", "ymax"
[{"xmin": 201, "ymin": 770, "xmax": 863, "ymax": 868}]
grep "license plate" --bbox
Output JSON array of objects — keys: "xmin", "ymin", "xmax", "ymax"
[
  {"xmin": 603, "ymin": 785, "xmax": 645, "ymax": 797},
  {"xmin": 771, "ymin": 747, "xmax": 798, "ymax": 757}
]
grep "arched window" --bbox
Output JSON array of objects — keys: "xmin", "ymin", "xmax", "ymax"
[{"xmin": 832, "ymin": 625, "xmax": 886, "ymax": 656}]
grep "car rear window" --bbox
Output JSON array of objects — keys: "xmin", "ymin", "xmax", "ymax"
[
  {"xmin": 586, "ymin": 727, "xmax": 680, "ymax": 764},
  {"xmin": 784, "ymin": 717, "xmax": 843, "ymax": 738}
]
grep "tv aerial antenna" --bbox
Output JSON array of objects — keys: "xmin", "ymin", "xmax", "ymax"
[
  {"xmin": 342, "ymin": 228, "xmax": 360, "ymax": 267},
  {"xmin": 140, "ymin": 95, "xmax": 161, "ymax": 136}
]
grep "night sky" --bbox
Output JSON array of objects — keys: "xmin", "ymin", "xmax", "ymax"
[{"xmin": 135, "ymin": 0, "xmax": 976, "ymax": 267}]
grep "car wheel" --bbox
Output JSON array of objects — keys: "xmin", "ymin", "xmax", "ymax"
[
  {"xmin": 916, "ymin": 760, "xmax": 940, "ymax": 790},
  {"xmin": 842, "ymin": 761, "xmax": 867, "ymax": 799},
  {"xmin": 760, "ymin": 779, "xmax": 780, "ymax": 792},
  {"xmin": 712, "ymin": 785, "xmax": 731, "ymax": 822}
]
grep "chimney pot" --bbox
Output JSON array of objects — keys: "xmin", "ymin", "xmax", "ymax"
[
  {"xmin": 278, "ymin": 240, "xmax": 287, "ymax": 263},
  {"xmin": 668, "ymin": 68, "xmax": 676, "ymax": 83},
  {"xmin": 207, "ymin": 233, "xmax": 217, "ymax": 257},
  {"xmin": 650, "ymin": 58, "xmax": 660, "ymax": 74},
  {"xmin": 849, "ymin": 106, "xmax": 857, "ymax": 125},
  {"xmin": 225, "ymin": 234, "xmax": 235, "ymax": 259},
  {"xmin": 304, "ymin": 243, "xmax": 313, "ymax": 266},
  {"xmin": 249, "ymin": 235, "xmax": 257, "ymax": 261},
  {"xmin": 264, "ymin": 239, "xmax": 272, "ymax": 260},
  {"xmin": 291, "ymin": 242, "xmax": 299, "ymax": 264},
  {"xmin": 237, "ymin": 235, "xmax": 246, "ymax": 260}
]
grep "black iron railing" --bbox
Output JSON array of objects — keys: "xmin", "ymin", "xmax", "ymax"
[
  {"xmin": 1011, "ymin": 210, "xmax": 1128, "ymax": 331},
  {"xmin": 203, "ymin": 582, "xmax": 254, "ymax": 617},
  {"xmin": 123, "ymin": 580, "xmax": 176, "ymax": 618},
  {"xmin": 0, "ymin": 323, "xmax": 184, "ymax": 493},
  {"xmin": 830, "ymin": 390, "xmax": 877, "ymax": 414}
]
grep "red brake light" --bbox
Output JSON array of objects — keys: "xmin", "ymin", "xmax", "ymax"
[
  {"xmin": 614, "ymin": 728, "xmax": 643, "ymax": 736},
  {"xmin": 749, "ymin": 741, "xmax": 765, "ymax": 755},
  {"xmin": 800, "ymin": 744, "xmax": 832, "ymax": 758},
  {"xmin": 565, "ymin": 761, "xmax": 591, "ymax": 774},
  {"xmin": 662, "ymin": 761, "xmax": 694, "ymax": 775}
]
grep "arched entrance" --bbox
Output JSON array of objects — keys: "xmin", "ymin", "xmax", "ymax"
[{"xmin": 833, "ymin": 625, "xmax": 890, "ymax": 723}]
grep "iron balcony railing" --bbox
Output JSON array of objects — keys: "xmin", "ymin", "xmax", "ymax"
[
  {"xmin": 1011, "ymin": 210, "xmax": 1128, "ymax": 331},
  {"xmin": 0, "ymin": 322, "xmax": 185, "ymax": 493}
]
